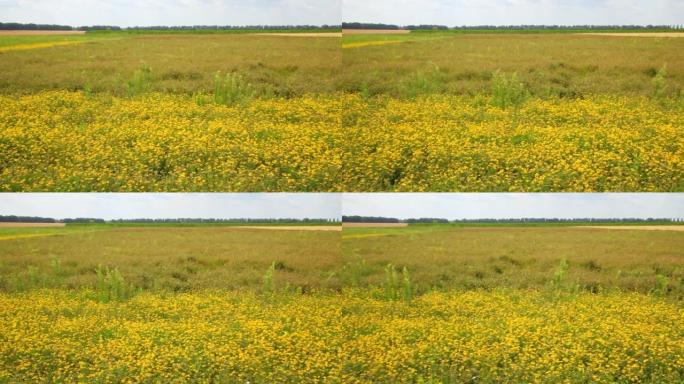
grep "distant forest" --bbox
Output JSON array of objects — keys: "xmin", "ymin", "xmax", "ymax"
[
  {"xmin": 342, "ymin": 22, "xmax": 683, "ymax": 30},
  {"xmin": 342, "ymin": 216, "xmax": 681, "ymax": 223},
  {"xmin": 0, "ymin": 215, "xmax": 337, "ymax": 224},
  {"xmin": 0, "ymin": 22, "xmax": 340, "ymax": 31}
]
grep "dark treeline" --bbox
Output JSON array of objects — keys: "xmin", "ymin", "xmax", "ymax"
[
  {"xmin": 1, "ymin": 22, "xmax": 339, "ymax": 31},
  {"xmin": 107, "ymin": 218, "xmax": 336, "ymax": 223},
  {"xmin": 0, "ymin": 22, "xmax": 75, "ymax": 30},
  {"xmin": 343, "ymin": 22, "xmax": 682, "ymax": 30},
  {"xmin": 342, "ymin": 22, "xmax": 400, "ymax": 30},
  {"xmin": 123, "ymin": 25, "xmax": 339, "ymax": 31},
  {"xmin": 342, "ymin": 215, "xmax": 400, "ymax": 223},
  {"xmin": 0, "ymin": 215, "xmax": 337, "ymax": 224},
  {"xmin": 0, "ymin": 215, "xmax": 57, "ymax": 223},
  {"xmin": 342, "ymin": 216, "xmax": 680, "ymax": 223}
]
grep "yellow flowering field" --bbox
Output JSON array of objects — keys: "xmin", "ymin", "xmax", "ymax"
[
  {"xmin": 1, "ymin": 91, "xmax": 682, "ymax": 191},
  {"xmin": 342, "ymin": 95, "xmax": 684, "ymax": 191},
  {"xmin": 0, "ymin": 91, "xmax": 343, "ymax": 191},
  {"xmin": 0, "ymin": 290, "xmax": 682, "ymax": 383}
]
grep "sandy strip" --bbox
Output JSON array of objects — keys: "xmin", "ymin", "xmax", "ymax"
[
  {"xmin": 580, "ymin": 32, "xmax": 684, "ymax": 38},
  {"xmin": 0, "ymin": 222, "xmax": 65, "ymax": 228},
  {"xmin": 236, "ymin": 226, "xmax": 342, "ymax": 231},
  {"xmin": 342, "ymin": 223, "xmax": 408, "ymax": 228},
  {"xmin": 577, "ymin": 225, "xmax": 684, "ymax": 232},
  {"xmin": 343, "ymin": 29, "xmax": 411, "ymax": 35},
  {"xmin": 0, "ymin": 30, "xmax": 85, "ymax": 36},
  {"xmin": 343, "ymin": 40, "xmax": 405, "ymax": 49},
  {"xmin": 252, "ymin": 33, "xmax": 341, "ymax": 37}
]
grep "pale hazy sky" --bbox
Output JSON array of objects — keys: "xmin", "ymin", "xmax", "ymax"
[
  {"xmin": 342, "ymin": 193, "xmax": 684, "ymax": 219},
  {"xmin": 0, "ymin": 193, "xmax": 341, "ymax": 220},
  {"xmin": 343, "ymin": 0, "xmax": 684, "ymax": 26},
  {"xmin": 0, "ymin": 0, "xmax": 341, "ymax": 27}
]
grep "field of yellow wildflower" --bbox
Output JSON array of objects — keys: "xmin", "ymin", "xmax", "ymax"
[
  {"xmin": 0, "ymin": 289, "xmax": 681, "ymax": 383},
  {"xmin": 2, "ymin": 92, "xmax": 682, "ymax": 191},
  {"xmin": 0, "ymin": 91, "xmax": 343, "ymax": 191},
  {"xmin": 342, "ymin": 95, "xmax": 684, "ymax": 191}
]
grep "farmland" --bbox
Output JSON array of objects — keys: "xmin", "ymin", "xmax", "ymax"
[
  {"xmin": 0, "ymin": 223, "xmax": 683, "ymax": 382},
  {"xmin": 1, "ymin": 31, "xmax": 683, "ymax": 191},
  {"xmin": 340, "ymin": 32, "xmax": 684, "ymax": 191}
]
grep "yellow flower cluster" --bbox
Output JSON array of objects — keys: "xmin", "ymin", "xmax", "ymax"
[
  {"xmin": 2, "ymin": 92, "xmax": 682, "ymax": 191},
  {"xmin": 1, "ymin": 290, "xmax": 681, "ymax": 383},
  {"xmin": 0, "ymin": 91, "xmax": 343, "ymax": 191},
  {"xmin": 0, "ymin": 40, "xmax": 85, "ymax": 53},
  {"xmin": 341, "ymin": 95, "xmax": 684, "ymax": 191}
]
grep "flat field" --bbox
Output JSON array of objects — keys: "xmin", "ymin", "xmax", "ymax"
[
  {"xmin": 0, "ymin": 223, "xmax": 683, "ymax": 382},
  {"xmin": 1, "ymin": 32, "xmax": 683, "ymax": 191}
]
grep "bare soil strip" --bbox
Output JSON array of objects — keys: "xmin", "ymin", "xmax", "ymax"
[
  {"xmin": 342, "ymin": 223, "xmax": 409, "ymax": 228},
  {"xmin": 252, "ymin": 33, "xmax": 341, "ymax": 37},
  {"xmin": 578, "ymin": 225, "xmax": 684, "ymax": 232},
  {"xmin": 0, "ymin": 30, "xmax": 86, "ymax": 36},
  {"xmin": 342, "ymin": 29, "xmax": 411, "ymax": 35},
  {"xmin": 0, "ymin": 222, "xmax": 66, "ymax": 228},
  {"xmin": 580, "ymin": 32, "xmax": 684, "ymax": 38},
  {"xmin": 236, "ymin": 226, "xmax": 342, "ymax": 231}
]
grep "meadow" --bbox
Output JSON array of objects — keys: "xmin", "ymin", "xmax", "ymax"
[
  {"xmin": 2, "ymin": 31, "xmax": 684, "ymax": 191},
  {"xmin": 338, "ymin": 32, "xmax": 684, "ymax": 191},
  {"xmin": 0, "ymin": 223, "xmax": 683, "ymax": 382},
  {"xmin": 0, "ymin": 91, "xmax": 343, "ymax": 191}
]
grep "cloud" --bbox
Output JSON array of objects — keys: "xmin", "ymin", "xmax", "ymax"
[
  {"xmin": 0, "ymin": 193, "xmax": 341, "ymax": 220},
  {"xmin": 0, "ymin": 0, "xmax": 340, "ymax": 27},
  {"xmin": 342, "ymin": 193, "xmax": 684, "ymax": 219},
  {"xmin": 343, "ymin": 0, "xmax": 684, "ymax": 26}
]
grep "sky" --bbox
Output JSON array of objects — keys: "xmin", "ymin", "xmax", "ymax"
[
  {"xmin": 343, "ymin": 0, "xmax": 684, "ymax": 26},
  {"xmin": 0, "ymin": 193, "xmax": 341, "ymax": 220},
  {"xmin": 342, "ymin": 193, "xmax": 684, "ymax": 220},
  {"xmin": 0, "ymin": 0, "xmax": 341, "ymax": 27}
]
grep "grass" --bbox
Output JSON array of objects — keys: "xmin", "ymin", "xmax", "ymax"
[
  {"xmin": 1, "ymin": 223, "xmax": 682, "ymax": 382},
  {"xmin": 340, "ymin": 33, "xmax": 684, "ymax": 98},
  {"xmin": 0, "ymin": 225, "xmax": 341, "ymax": 292},
  {"xmin": 1, "ymin": 224, "xmax": 682, "ymax": 298},
  {"xmin": 0, "ymin": 34, "xmax": 340, "ymax": 96},
  {"xmin": 342, "ymin": 225, "xmax": 684, "ymax": 297}
]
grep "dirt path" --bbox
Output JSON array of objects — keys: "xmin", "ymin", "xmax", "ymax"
[
  {"xmin": 0, "ymin": 30, "xmax": 85, "ymax": 36},
  {"xmin": 236, "ymin": 226, "xmax": 342, "ymax": 231},
  {"xmin": 0, "ymin": 222, "xmax": 66, "ymax": 228},
  {"xmin": 580, "ymin": 32, "xmax": 684, "ymax": 38},
  {"xmin": 578, "ymin": 225, "xmax": 684, "ymax": 232},
  {"xmin": 343, "ymin": 29, "xmax": 410, "ymax": 35},
  {"xmin": 342, "ymin": 223, "xmax": 408, "ymax": 228}
]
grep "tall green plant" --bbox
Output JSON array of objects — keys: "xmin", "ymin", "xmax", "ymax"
[
  {"xmin": 491, "ymin": 70, "xmax": 528, "ymax": 109},
  {"xmin": 262, "ymin": 261, "xmax": 276, "ymax": 296},
  {"xmin": 213, "ymin": 71, "xmax": 254, "ymax": 106},
  {"xmin": 95, "ymin": 265, "xmax": 136, "ymax": 303},
  {"xmin": 652, "ymin": 64, "xmax": 669, "ymax": 100},
  {"xmin": 126, "ymin": 63, "xmax": 153, "ymax": 96}
]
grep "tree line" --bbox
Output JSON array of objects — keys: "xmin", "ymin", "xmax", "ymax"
[
  {"xmin": 342, "ymin": 216, "xmax": 680, "ymax": 223},
  {"xmin": 0, "ymin": 22, "xmax": 340, "ymax": 31},
  {"xmin": 343, "ymin": 22, "xmax": 683, "ymax": 30},
  {"xmin": 0, "ymin": 215, "xmax": 337, "ymax": 224}
]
